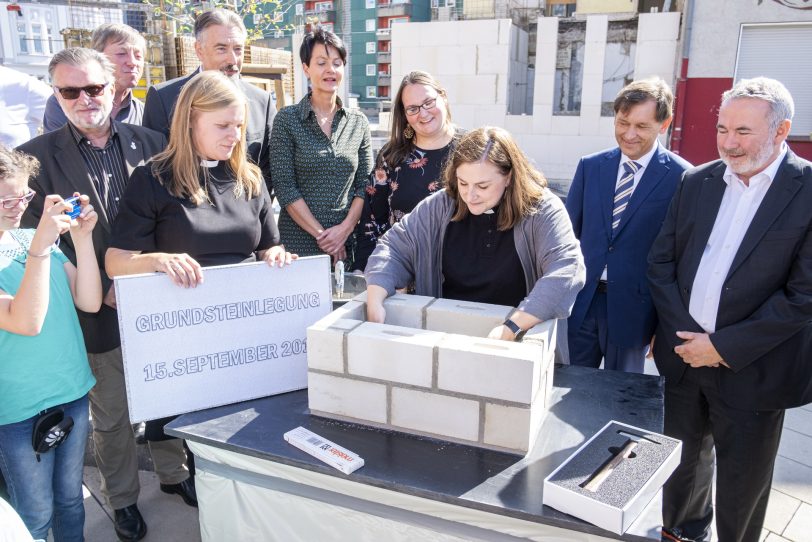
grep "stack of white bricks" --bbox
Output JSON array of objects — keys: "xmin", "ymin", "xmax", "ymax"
[{"xmin": 306, "ymin": 293, "xmax": 557, "ymax": 455}]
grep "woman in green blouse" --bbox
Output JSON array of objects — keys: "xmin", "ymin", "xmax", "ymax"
[{"xmin": 270, "ymin": 29, "xmax": 372, "ymax": 265}]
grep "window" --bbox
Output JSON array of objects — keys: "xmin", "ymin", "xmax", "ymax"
[
  {"xmin": 315, "ymin": 1, "xmax": 333, "ymax": 11},
  {"xmin": 389, "ymin": 17, "xmax": 409, "ymax": 27},
  {"xmin": 366, "ymin": 86, "xmax": 377, "ymax": 99},
  {"xmin": 366, "ymin": 42, "xmax": 376, "ymax": 54},
  {"xmin": 366, "ymin": 64, "xmax": 376, "ymax": 76},
  {"xmin": 365, "ymin": 19, "xmax": 376, "ymax": 32},
  {"xmin": 736, "ymin": 23, "xmax": 812, "ymax": 137},
  {"xmin": 17, "ymin": 22, "xmax": 28, "ymax": 54},
  {"xmin": 31, "ymin": 23, "xmax": 44, "ymax": 54},
  {"xmin": 366, "ymin": 0, "xmax": 376, "ymax": 8}
]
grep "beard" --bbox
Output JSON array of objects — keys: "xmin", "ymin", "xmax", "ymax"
[
  {"xmin": 68, "ymin": 106, "xmax": 110, "ymax": 131},
  {"xmin": 718, "ymin": 140, "xmax": 776, "ymax": 177}
]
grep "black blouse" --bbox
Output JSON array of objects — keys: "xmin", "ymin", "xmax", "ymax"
[
  {"xmin": 111, "ymin": 162, "xmax": 279, "ymax": 266},
  {"xmin": 441, "ymin": 207, "xmax": 526, "ymax": 307}
]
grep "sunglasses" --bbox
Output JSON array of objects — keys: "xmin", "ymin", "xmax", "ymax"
[
  {"xmin": 54, "ymin": 83, "xmax": 108, "ymax": 100},
  {"xmin": 0, "ymin": 190, "xmax": 35, "ymax": 209}
]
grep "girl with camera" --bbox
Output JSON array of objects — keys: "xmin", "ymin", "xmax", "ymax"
[{"xmin": 0, "ymin": 145, "xmax": 101, "ymax": 541}]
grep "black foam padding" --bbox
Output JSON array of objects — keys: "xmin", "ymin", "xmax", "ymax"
[{"xmin": 547, "ymin": 422, "xmax": 679, "ymax": 509}]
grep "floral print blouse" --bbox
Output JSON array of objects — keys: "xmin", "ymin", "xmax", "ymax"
[{"xmin": 353, "ymin": 133, "xmax": 460, "ymax": 270}]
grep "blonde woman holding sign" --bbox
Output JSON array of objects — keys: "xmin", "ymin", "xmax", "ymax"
[{"xmin": 105, "ymin": 71, "xmax": 295, "ymax": 497}]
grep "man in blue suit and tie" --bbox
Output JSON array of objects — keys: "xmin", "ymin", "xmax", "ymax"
[{"xmin": 566, "ymin": 78, "xmax": 691, "ymax": 373}]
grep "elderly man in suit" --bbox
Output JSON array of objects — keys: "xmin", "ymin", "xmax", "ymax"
[
  {"xmin": 143, "ymin": 8, "xmax": 275, "ymax": 194},
  {"xmin": 566, "ymin": 78, "xmax": 691, "ymax": 373},
  {"xmin": 649, "ymin": 77, "xmax": 812, "ymax": 542},
  {"xmin": 18, "ymin": 48, "xmax": 193, "ymax": 542},
  {"xmin": 43, "ymin": 23, "xmax": 146, "ymax": 131}
]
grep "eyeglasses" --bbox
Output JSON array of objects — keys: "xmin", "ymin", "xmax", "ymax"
[
  {"xmin": 0, "ymin": 191, "xmax": 35, "ymax": 209},
  {"xmin": 54, "ymin": 83, "xmax": 108, "ymax": 100},
  {"xmin": 404, "ymin": 98, "xmax": 437, "ymax": 116}
]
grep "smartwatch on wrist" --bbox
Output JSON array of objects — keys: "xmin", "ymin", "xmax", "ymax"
[{"xmin": 502, "ymin": 319, "xmax": 523, "ymax": 340}]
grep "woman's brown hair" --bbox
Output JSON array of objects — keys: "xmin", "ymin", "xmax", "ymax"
[
  {"xmin": 149, "ymin": 71, "xmax": 263, "ymax": 206},
  {"xmin": 379, "ymin": 70, "xmax": 453, "ymax": 167},
  {"xmin": 444, "ymin": 126, "xmax": 547, "ymax": 231}
]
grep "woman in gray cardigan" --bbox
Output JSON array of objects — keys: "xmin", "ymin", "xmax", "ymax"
[{"xmin": 365, "ymin": 126, "xmax": 585, "ymax": 341}]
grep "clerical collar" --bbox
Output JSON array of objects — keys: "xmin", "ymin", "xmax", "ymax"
[{"xmin": 200, "ymin": 159, "xmax": 219, "ymax": 168}]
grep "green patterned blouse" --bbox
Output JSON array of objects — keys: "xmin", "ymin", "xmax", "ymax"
[{"xmin": 270, "ymin": 93, "xmax": 373, "ymax": 258}]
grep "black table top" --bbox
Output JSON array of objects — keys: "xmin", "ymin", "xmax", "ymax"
[{"xmin": 167, "ymin": 365, "xmax": 664, "ymax": 540}]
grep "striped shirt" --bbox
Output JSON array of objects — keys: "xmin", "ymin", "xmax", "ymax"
[{"xmin": 68, "ymin": 121, "xmax": 128, "ymax": 221}]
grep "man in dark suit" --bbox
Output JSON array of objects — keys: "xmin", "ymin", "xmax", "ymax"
[
  {"xmin": 566, "ymin": 78, "xmax": 691, "ymax": 373},
  {"xmin": 143, "ymin": 8, "xmax": 275, "ymax": 194},
  {"xmin": 648, "ymin": 77, "xmax": 812, "ymax": 542},
  {"xmin": 18, "ymin": 48, "xmax": 193, "ymax": 542}
]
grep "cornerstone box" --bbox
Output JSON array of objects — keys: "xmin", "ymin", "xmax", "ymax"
[
  {"xmin": 306, "ymin": 292, "xmax": 557, "ymax": 455},
  {"xmin": 543, "ymin": 420, "xmax": 681, "ymax": 535}
]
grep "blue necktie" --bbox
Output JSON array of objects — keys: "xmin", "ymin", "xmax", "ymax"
[{"xmin": 612, "ymin": 161, "xmax": 640, "ymax": 235}]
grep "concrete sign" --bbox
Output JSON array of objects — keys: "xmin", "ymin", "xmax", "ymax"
[{"xmin": 115, "ymin": 255, "xmax": 331, "ymax": 422}]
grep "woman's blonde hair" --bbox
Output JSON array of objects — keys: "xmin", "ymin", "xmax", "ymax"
[
  {"xmin": 150, "ymin": 70, "xmax": 262, "ymax": 206},
  {"xmin": 444, "ymin": 126, "xmax": 547, "ymax": 230}
]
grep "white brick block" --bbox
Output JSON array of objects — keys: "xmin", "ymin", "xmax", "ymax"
[
  {"xmin": 473, "ymin": 105, "xmax": 507, "ymax": 127},
  {"xmin": 484, "ymin": 403, "xmax": 531, "ymax": 451},
  {"xmin": 579, "ymin": 105, "xmax": 601, "ymax": 136},
  {"xmin": 308, "ymin": 372, "xmax": 387, "ymax": 424},
  {"xmin": 585, "ymin": 15, "xmax": 608, "ymax": 44},
  {"xmin": 455, "ymin": 74, "xmax": 498, "ymax": 105},
  {"xmin": 522, "ymin": 319, "xmax": 557, "ymax": 365},
  {"xmin": 310, "ymin": 300, "xmax": 365, "ymax": 329},
  {"xmin": 391, "ymin": 387, "xmax": 480, "ymax": 441},
  {"xmin": 497, "ymin": 19, "xmax": 513, "ymax": 45},
  {"xmin": 419, "ymin": 21, "xmax": 458, "ymax": 47},
  {"xmin": 551, "ymin": 115, "xmax": 580, "ymax": 136},
  {"xmin": 307, "ymin": 318, "xmax": 362, "ymax": 373},
  {"xmin": 476, "ymin": 44, "xmax": 509, "ymax": 75},
  {"xmin": 347, "ymin": 322, "xmax": 442, "ymax": 387},
  {"xmin": 437, "ymin": 334, "xmax": 542, "ymax": 403},
  {"xmin": 393, "ymin": 22, "xmax": 420, "ymax": 44},
  {"xmin": 637, "ymin": 12, "xmax": 681, "ymax": 43},
  {"xmin": 425, "ymin": 297, "xmax": 512, "ymax": 337},
  {"xmin": 440, "ymin": 46, "xmax": 478, "ymax": 76},
  {"xmin": 545, "ymin": 355, "xmax": 555, "ymax": 406},
  {"xmin": 382, "ymin": 293, "xmax": 434, "ymax": 329},
  {"xmin": 458, "ymin": 20, "xmax": 500, "ymax": 46},
  {"xmin": 504, "ymin": 114, "xmax": 534, "ymax": 134},
  {"xmin": 531, "ymin": 111, "xmax": 553, "ymax": 134},
  {"xmin": 634, "ymin": 41, "xmax": 679, "ymax": 82}
]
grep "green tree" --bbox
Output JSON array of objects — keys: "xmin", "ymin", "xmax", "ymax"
[{"xmin": 143, "ymin": 0, "xmax": 296, "ymax": 41}]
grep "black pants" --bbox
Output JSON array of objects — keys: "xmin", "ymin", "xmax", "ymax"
[{"xmin": 662, "ymin": 366, "xmax": 785, "ymax": 542}]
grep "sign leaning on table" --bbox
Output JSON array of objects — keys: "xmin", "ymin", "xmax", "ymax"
[{"xmin": 114, "ymin": 255, "xmax": 332, "ymax": 422}]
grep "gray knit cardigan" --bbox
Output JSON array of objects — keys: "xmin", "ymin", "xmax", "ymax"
[{"xmin": 365, "ymin": 188, "xmax": 586, "ymax": 322}]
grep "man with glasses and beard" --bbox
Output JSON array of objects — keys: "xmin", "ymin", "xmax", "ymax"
[
  {"xmin": 143, "ymin": 8, "xmax": 275, "ymax": 195},
  {"xmin": 17, "ymin": 48, "xmax": 191, "ymax": 542}
]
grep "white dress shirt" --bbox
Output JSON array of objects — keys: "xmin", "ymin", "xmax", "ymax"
[
  {"xmin": 601, "ymin": 141, "xmax": 660, "ymax": 281},
  {"xmin": 689, "ymin": 143, "xmax": 788, "ymax": 333}
]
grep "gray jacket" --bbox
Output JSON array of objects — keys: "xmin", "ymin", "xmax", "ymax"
[{"xmin": 365, "ymin": 189, "xmax": 586, "ymax": 321}]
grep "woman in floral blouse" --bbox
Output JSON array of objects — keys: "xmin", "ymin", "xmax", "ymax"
[{"xmin": 353, "ymin": 71, "xmax": 461, "ymax": 270}]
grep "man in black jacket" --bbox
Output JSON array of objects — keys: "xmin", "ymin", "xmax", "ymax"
[
  {"xmin": 648, "ymin": 77, "xmax": 812, "ymax": 542},
  {"xmin": 143, "ymin": 8, "xmax": 276, "ymax": 195},
  {"xmin": 19, "ymin": 48, "xmax": 194, "ymax": 542}
]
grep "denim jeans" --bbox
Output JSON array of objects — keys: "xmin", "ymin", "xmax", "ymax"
[{"xmin": 0, "ymin": 394, "xmax": 89, "ymax": 542}]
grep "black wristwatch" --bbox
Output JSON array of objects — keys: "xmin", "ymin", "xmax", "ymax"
[{"xmin": 502, "ymin": 319, "xmax": 524, "ymax": 340}]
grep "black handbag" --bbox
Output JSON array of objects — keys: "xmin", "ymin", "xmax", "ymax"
[{"xmin": 31, "ymin": 408, "xmax": 74, "ymax": 462}]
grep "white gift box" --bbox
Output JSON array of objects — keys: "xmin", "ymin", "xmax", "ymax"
[{"xmin": 543, "ymin": 420, "xmax": 681, "ymax": 535}]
